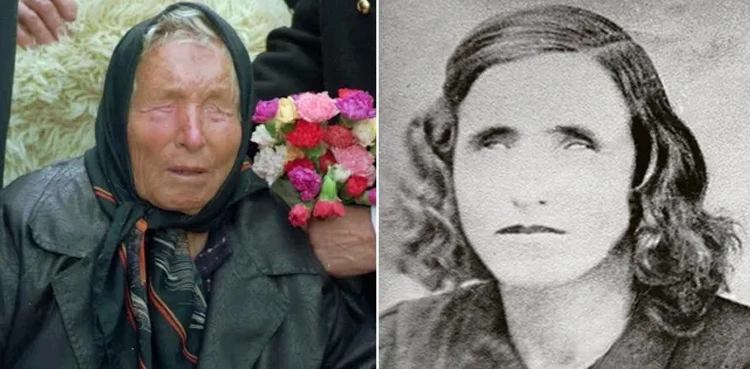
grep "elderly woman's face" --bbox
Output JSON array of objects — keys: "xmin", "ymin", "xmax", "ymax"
[
  {"xmin": 128, "ymin": 40, "xmax": 241, "ymax": 215},
  {"xmin": 453, "ymin": 53, "xmax": 635, "ymax": 287}
]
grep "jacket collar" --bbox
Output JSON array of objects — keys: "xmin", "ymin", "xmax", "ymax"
[{"xmin": 37, "ymin": 159, "xmax": 321, "ymax": 368}]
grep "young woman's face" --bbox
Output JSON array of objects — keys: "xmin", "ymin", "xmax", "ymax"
[{"xmin": 453, "ymin": 53, "xmax": 635, "ymax": 287}]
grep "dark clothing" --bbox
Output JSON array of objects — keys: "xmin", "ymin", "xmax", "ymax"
[
  {"xmin": 380, "ymin": 282, "xmax": 750, "ymax": 369},
  {"xmin": 0, "ymin": 0, "xmax": 18, "ymax": 187},
  {"xmin": 252, "ymin": 0, "xmax": 377, "ymax": 322},
  {"xmin": 0, "ymin": 158, "xmax": 375, "ymax": 369},
  {"xmin": 193, "ymin": 221, "xmax": 232, "ymax": 299},
  {"xmin": 253, "ymin": 0, "xmax": 376, "ymax": 102}
]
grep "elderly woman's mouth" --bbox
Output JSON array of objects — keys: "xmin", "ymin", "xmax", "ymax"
[{"xmin": 167, "ymin": 166, "xmax": 209, "ymax": 177}]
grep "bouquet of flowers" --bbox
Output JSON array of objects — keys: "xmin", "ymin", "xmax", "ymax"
[{"xmin": 250, "ymin": 89, "xmax": 377, "ymax": 228}]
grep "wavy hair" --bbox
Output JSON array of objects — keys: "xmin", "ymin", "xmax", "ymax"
[{"xmin": 397, "ymin": 5, "xmax": 742, "ymax": 337}]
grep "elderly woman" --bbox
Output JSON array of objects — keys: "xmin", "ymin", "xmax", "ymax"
[
  {"xmin": 0, "ymin": 3, "xmax": 373, "ymax": 369},
  {"xmin": 380, "ymin": 5, "xmax": 750, "ymax": 369}
]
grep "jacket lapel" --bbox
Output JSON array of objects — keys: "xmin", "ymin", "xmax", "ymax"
[
  {"xmin": 50, "ymin": 256, "xmax": 100, "ymax": 369},
  {"xmin": 32, "ymin": 174, "xmax": 109, "ymax": 369},
  {"xmin": 197, "ymin": 229, "xmax": 290, "ymax": 369}
]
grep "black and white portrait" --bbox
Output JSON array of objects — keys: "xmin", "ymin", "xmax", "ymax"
[{"xmin": 379, "ymin": 1, "xmax": 750, "ymax": 368}]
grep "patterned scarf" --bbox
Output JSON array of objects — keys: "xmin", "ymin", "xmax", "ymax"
[{"xmin": 83, "ymin": 3, "xmax": 262, "ymax": 368}]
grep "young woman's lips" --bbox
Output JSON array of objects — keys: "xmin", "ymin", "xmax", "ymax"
[{"xmin": 496, "ymin": 225, "xmax": 567, "ymax": 235}]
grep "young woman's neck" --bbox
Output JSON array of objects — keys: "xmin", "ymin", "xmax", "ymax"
[{"xmin": 500, "ymin": 252, "xmax": 634, "ymax": 369}]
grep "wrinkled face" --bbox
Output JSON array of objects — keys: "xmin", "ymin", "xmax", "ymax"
[
  {"xmin": 128, "ymin": 40, "xmax": 241, "ymax": 215},
  {"xmin": 453, "ymin": 53, "xmax": 635, "ymax": 287}
]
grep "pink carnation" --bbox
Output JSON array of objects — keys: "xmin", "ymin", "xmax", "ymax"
[
  {"xmin": 313, "ymin": 200, "xmax": 346, "ymax": 219},
  {"xmin": 295, "ymin": 92, "xmax": 339, "ymax": 123},
  {"xmin": 367, "ymin": 188, "xmax": 376, "ymax": 206},
  {"xmin": 288, "ymin": 204, "xmax": 311, "ymax": 227},
  {"xmin": 288, "ymin": 167, "xmax": 322, "ymax": 202},
  {"xmin": 331, "ymin": 145, "xmax": 376, "ymax": 186},
  {"xmin": 252, "ymin": 98, "xmax": 279, "ymax": 123},
  {"xmin": 335, "ymin": 90, "xmax": 376, "ymax": 121},
  {"xmin": 323, "ymin": 125, "xmax": 358, "ymax": 148}
]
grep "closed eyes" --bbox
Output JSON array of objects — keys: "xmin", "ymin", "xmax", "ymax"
[{"xmin": 205, "ymin": 104, "xmax": 235, "ymax": 119}]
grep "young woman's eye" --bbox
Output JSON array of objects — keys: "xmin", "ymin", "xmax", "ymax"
[
  {"xmin": 563, "ymin": 140, "xmax": 597, "ymax": 151},
  {"xmin": 480, "ymin": 139, "xmax": 510, "ymax": 150},
  {"xmin": 565, "ymin": 142, "xmax": 593, "ymax": 151}
]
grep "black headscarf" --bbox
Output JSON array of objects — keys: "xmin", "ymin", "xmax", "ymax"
[{"xmin": 83, "ymin": 3, "xmax": 264, "ymax": 367}]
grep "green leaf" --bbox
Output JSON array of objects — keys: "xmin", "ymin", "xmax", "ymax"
[
  {"xmin": 265, "ymin": 122, "xmax": 278, "ymax": 138},
  {"xmin": 339, "ymin": 188, "xmax": 354, "ymax": 203},
  {"xmin": 319, "ymin": 174, "xmax": 339, "ymax": 201},
  {"xmin": 280, "ymin": 123, "xmax": 296, "ymax": 135},
  {"xmin": 271, "ymin": 179, "xmax": 302, "ymax": 208},
  {"xmin": 339, "ymin": 118, "xmax": 355, "ymax": 129},
  {"xmin": 305, "ymin": 142, "xmax": 327, "ymax": 159}
]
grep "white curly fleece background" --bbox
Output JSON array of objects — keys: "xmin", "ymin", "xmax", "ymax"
[
  {"xmin": 379, "ymin": 0, "xmax": 750, "ymax": 310},
  {"xmin": 6, "ymin": 0, "xmax": 291, "ymax": 183}
]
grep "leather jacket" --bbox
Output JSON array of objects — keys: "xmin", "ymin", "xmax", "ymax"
[{"xmin": 0, "ymin": 158, "xmax": 375, "ymax": 369}]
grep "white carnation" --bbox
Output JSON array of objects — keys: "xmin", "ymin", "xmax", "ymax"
[
  {"xmin": 328, "ymin": 164, "xmax": 352, "ymax": 183},
  {"xmin": 250, "ymin": 125, "xmax": 276, "ymax": 148},
  {"xmin": 352, "ymin": 118, "xmax": 376, "ymax": 147},
  {"xmin": 252, "ymin": 145, "xmax": 288, "ymax": 186}
]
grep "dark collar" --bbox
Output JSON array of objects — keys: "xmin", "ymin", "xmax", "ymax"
[
  {"xmin": 37, "ymin": 159, "xmax": 323, "ymax": 369},
  {"xmin": 390, "ymin": 282, "xmax": 678, "ymax": 369}
]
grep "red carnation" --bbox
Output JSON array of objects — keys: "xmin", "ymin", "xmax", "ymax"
[
  {"xmin": 286, "ymin": 120, "xmax": 324, "ymax": 149},
  {"xmin": 323, "ymin": 125, "xmax": 357, "ymax": 148},
  {"xmin": 338, "ymin": 88, "xmax": 359, "ymax": 99},
  {"xmin": 313, "ymin": 200, "xmax": 346, "ymax": 219},
  {"xmin": 318, "ymin": 150, "xmax": 337, "ymax": 173},
  {"xmin": 284, "ymin": 158, "xmax": 316, "ymax": 174},
  {"xmin": 345, "ymin": 175, "xmax": 369, "ymax": 197}
]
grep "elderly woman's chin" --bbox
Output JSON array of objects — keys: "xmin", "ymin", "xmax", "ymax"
[
  {"xmin": 152, "ymin": 192, "xmax": 210, "ymax": 215},
  {"xmin": 134, "ymin": 169, "xmax": 228, "ymax": 215}
]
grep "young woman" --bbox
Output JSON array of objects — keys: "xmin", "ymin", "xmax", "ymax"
[{"xmin": 380, "ymin": 5, "xmax": 749, "ymax": 369}]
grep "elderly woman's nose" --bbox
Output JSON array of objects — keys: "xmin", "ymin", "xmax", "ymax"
[{"xmin": 176, "ymin": 104, "xmax": 206, "ymax": 150}]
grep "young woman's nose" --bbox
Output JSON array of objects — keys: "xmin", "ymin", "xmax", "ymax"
[{"xmin": 506, "ymin": 160, "xmax": 552, "ymax": 209}]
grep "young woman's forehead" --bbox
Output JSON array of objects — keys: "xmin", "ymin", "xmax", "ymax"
[{"xmin": 459, "ymin": 53, "xmax": 630, "ymax": 136}]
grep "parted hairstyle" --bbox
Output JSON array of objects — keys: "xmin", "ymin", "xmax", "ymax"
[{"xmin": 397, "ymin": 5, "xmax": 742, "ymax": 337}]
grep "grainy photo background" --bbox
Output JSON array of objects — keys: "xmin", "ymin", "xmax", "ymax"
[{"xmin": 379, "ymin": 0, "xmax": 750, "ymax": 311}]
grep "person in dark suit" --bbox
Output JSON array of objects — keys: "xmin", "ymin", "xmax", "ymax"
[
  {"xmin": 381, "ymin": 5, "xmax": 750, "ymax": 369},
  {"xmin": 252, "ymin": 0, "xmax": 377, "ymax": 325}
]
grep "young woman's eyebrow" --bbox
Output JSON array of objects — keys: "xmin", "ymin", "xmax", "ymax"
[{"xmin": 468, "ymin": 126, "xmax": 518, "ymax": 147}]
